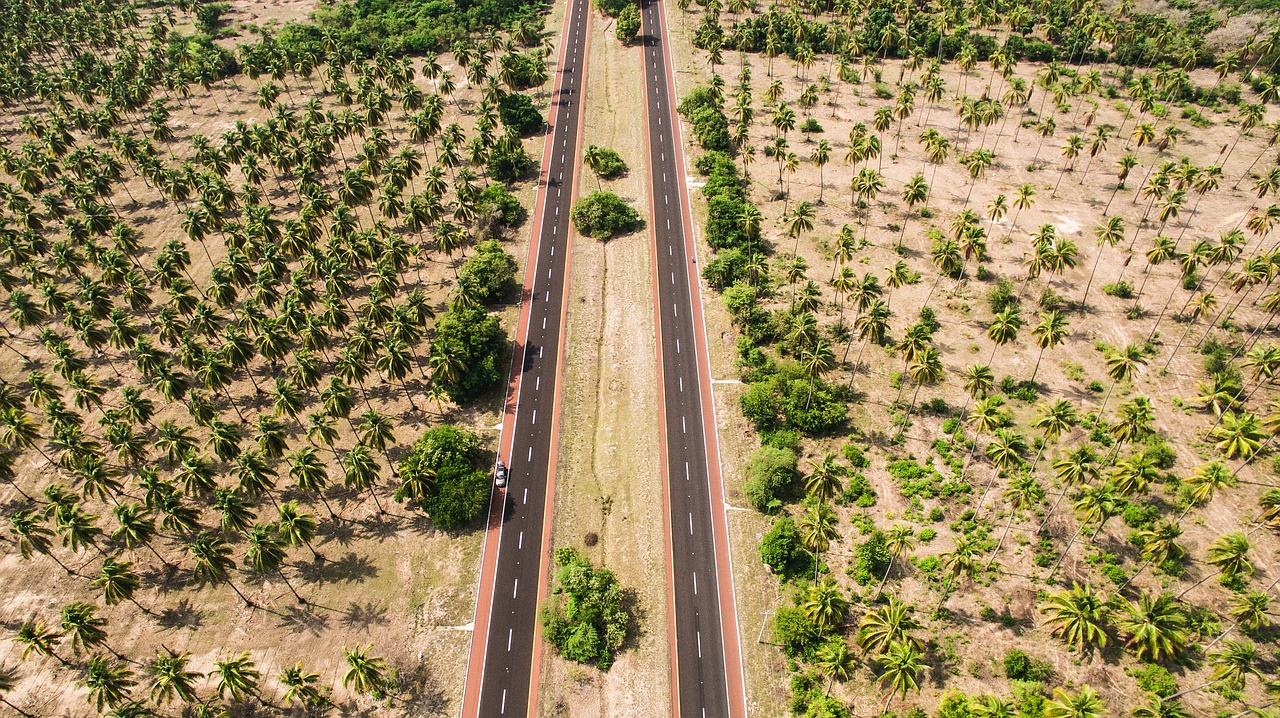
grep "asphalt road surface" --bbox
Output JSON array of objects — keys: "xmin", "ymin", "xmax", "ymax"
[
  {"xmin": 640, "ymin": 0, "xmax": 747, "ymax": 716},
  {"xmin": 463, "ymin": 0, "xmax": 590, "ymax": 714}
]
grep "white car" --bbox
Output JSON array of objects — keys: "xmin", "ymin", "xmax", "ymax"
[{"xmin": 494, "ymin": 460, "xmax": 508, "ymax": 488}]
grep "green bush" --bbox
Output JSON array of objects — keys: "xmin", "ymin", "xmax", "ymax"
[
  {"xmin": 743, "ymin": 445, "xmax": 798, "ymax": 511},
  {"xmin": 584, "ymin": 145, "xmax": 627, "ymax": 179},
  {"xmin": 615, "ymin": 3, "xmax": 640, "ymax": 43},
  {"xmin": 773, "ymin": 605, "xmax": 822, "ymax": 658},
  {"xmin": 487, "ymin": 136, "xmax": 536, "ymax": 182},
  {"xmin": 739, "ymin": 363, "xmax": 849, "ymax": 436},
  {"xmin": 458, "ymin": 240, "xmax": 517, "ymax": 304},
  {"xmin": 758, "ymin": 515, "xmax": 812, "ymax": 578},
  {"xmin": 595, "ymin": 0, "xmax": 632, "ymax": 16},
  {"xmin": 540, "ymin": 547, "xmax": 631, "ymax": 668},
  {"xmin": 1004, "ymin": 649, "xmax": 1054, "ymax": 682},
  {"xmin": 988, "ymin": 278, "xmax": 1020, "ymax": 313},
  {"xmin": 837, "ymin": 472, "xmax": 876, "ymax": 507},
  {"xmin": 571, "ymin": 191, "xmax": 642, "ymax": 239},
  {"xmin": 498, "ymin": 92, "xmax": 544, "ymax": 136},
  {"xmin": 428, "ymin": 305, "xmax": 507, "ymax": 402},
  {"xmin": 1103, "ymin": 280, "xmax": 1135, "ymax": 299},
  {"xmin": 1132, "ymin": 663, "xmax": 1178, "ymax": 697},
  {"xmin": 851, "ymin": 530, "xmax": 890, "ymax": 585},
  {"xmin": 475, "ymin": 183, "xmax": 527, "ymax": 229},
  {"xmin": 395, "ymin": 426, "xmax": 491, "ymax": 529}
]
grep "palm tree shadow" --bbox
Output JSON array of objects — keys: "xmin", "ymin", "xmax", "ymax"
[
  {"xmin": 340, "ymin": 600, "xmax": 390, "ymax": 629},
  {"xmin": 156, "ymin": 598, "xmax": 205, "ymax": 631},
  {"xmin": 275, "ymin": 604, "xmax": 330, "ymax": 636},
  {"xmin": 297, "ymin": 551, "xmax": 378, "ymax": 585}
]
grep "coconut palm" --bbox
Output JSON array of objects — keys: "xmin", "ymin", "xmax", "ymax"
[
  {"xmin": 1178, "ymin": 532, "xmax": 1252, "ymax": 599},
  {"xmin": 341, "ymin": 644, "xmax": 387, "ymax": 697},
  {"xmin": 877, "ymin": 639, "xmax": 923, "ymax": 714},
  {"xmin": 80, "ymin": 655, "xmax": 137, "ymax": 711},
  {"xmin": 814, "ymin": 639, "xmax": 854, "ymax": 696},
  {"xmin": 279, "ymin": 662, "xmax": 329, "ymax": 708},
  {"xmin": 804, "ymin": 454, "xmax": 844, "ymax": 503},
  {"xmin": 185, "ymin": 531, "xmax": 254, "ymax": 607},
  {"xmin": 799, "ymin": 501, "xmax": 839, "ymax": 576},
  {"xmin": 875, "ymin": 525, "xmax": 916, "ymax": 600},
  {"xmin": 146, "ymin": 650, "xmax": 202, "ymax": 706},
  {"xmin": 1045, "ymin": 686, "xmax": 1106, "ymax": 718},
  {"xmin": 1117, "ymin": 592, "xmax": 1187, "ymax": 662},
  {"xmin": 212, "ymin": 652, "xmax": 260, "ymax": 703},
  {"xmin": 1030, "ymin": 310, "xmax": 1069, "ymax": 384},
  {"xmin": 1041, "ymin": 583, "xmax": 1111, "ymax": 653},
  {"xmin": 1101, "ymin": 343, "xmax": 1148, "ymax": 413},
  {"xmin": 857, "ymin": 595, "xmax": 922, "ymax": 656},
  {"xmin": 802, "ymin": 579, "xmax": 848, "ymax": 632}
]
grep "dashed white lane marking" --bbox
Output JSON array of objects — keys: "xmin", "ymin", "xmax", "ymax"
[
  {"xmin": 685, "ymin": 462, "xmax": 690, "ymax": 480},
  {"xmin": 676, "ymin": 338, "xmax": 680, "ymax": 353},
  {"xmin": 545, "ymin": 291, "xmax": 550, "ymax": 301},
  {"xmin": 552, "ymin": 224, "xmax": 557, "ymax": 234},
  {"xmin": 539, "ymin": 346, "xmax": 544, "ymax": 358},
  {"xmin": 550, "ymin": 245, "xmax": 555, "ymax": 255},
  {"xmin": 501, "ymin": 689, "xmax": 507, "ymax": 714},
  {"xmin": 688, "ymin": 512, "xmax": 693, "ymax": 534},
  {"xmin": 535, "ymin": 376, "xmax": 540, "ymax": 390},
  {"xmin": 547, "ymin": 268, "xmax": 552, "ymax": 278},
  {"xmin": 542, "ymin": 317, "xmax": 547, "ymax": 329},
  {"xmin": 665, "ymin": 195, "xmax": 669, "ymax": 204},
  {"xmin": 518, "ymin": 531, "xmax": 524, "ymax": 549},
  {"xmin": 671, "ymin": 272, "xmax": 675, "ymax": 284},
  {"xmin": 523, "ymin": 488, "xmax": 528, "ymax": 504},
  {"xmin": 555, "ymin": 206, "xmax": 559, "ymax": 215},
  {"xmin": 531, "ymin": 410, "xmax": 537, "ymax": 425},
  {"xmin": 668, "ymin": 246, "xmax": 673, "ymax": 255},
  {"xmin": 513, "ymin": 579, "xmax": 519, "ymax": 598},
  {"xmin": 679, "ymin": 376, "xmax": 683, "ymax": 391},
  {"xmin": 697, "ymin": 631, "xmax": 702, "ymax": 658},
  {"xmin": 507, "ymin": 629, "xmax": 513, "ymax": 651},
  {"xmin": 666, "ymin": 219, "xmax": 670, "ymax": 229},
  {"xmin": 673, "ymin": 304, "xmax": 678, "ymax": 317},
  {"xmin": 682, "ymin": 416, "xmax": 686, "ymax": 433},
  {"xmin": 693, "ymin": 572, "xmax": 697, "ymax": 594},
  {"xmin": 527, "ymin": 446, "xmax": 532, "ymax": 461}
]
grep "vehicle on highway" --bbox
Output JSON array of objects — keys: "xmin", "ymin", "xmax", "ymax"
[{"xmin": 494, "ymin": 460, "xmax": 508, "ymax": 488}]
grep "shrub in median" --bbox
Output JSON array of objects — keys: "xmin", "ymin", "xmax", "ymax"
[
  {"xmin": 540, "ymin": 547, "xmax": 631, "ymax": 668},
  {"xmin": 396, "ymin": 426, "xmax": 491, "ymax": 530},
  {"xmin": 571, "ymin": 191, "xmax": 642, "ymax": 239}
]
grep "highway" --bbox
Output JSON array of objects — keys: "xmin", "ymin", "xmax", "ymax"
[
  {"xmin": 458, "ymin": 0, "xmax": 590, "ymax": 714},
  {"xmin": 639, "ymin": 0, "xmax": 749, "ymax": 716}
]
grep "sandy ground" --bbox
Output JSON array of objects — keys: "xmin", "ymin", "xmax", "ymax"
[
  {"xmin": 0, "ymin": 0, "xmax": 571, "ymax": 713},
  {"xmin": 537, "ymin": 10, "xmax": 671, "ymax": 718},
  {"xmin": 663, "ymin": 4, "xmax": 1280, "ymax": 716}
]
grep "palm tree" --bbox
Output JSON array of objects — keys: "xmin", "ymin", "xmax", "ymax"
[
  {"xmin": 277, "ymin": 501, "xmax": 321, "ymax": 561},
  {"xmin": 80, "ymin": 655, "xmax": 137, "ymax": 711},
  {"xmin": 185, "ymin": 531, "xmax": 254, "ymax": 607},
  {"xmin": 59, "ymin": 601, "xmax": 113, "ymax": 659},
  {"xmin": 803, "ymin": 454, "xmax": 844, "ymax": 503},
  {"xmin": 799, "ymin": 501, "xmax": 839, "ymax": 577},
  {"xmin": 212, "ymin": 652, "xmax": 260, "ymax": 703},
  {"xmin": 875, "ymin": 525, "xmax": 916, "ymax": 600},
  {"xmin": 1117, "ymin": 592, "xmax": 1187, "ymax": 662},
  {"xmin": 1121, "ymin": 520, "xmax": 1186, "ymax": 591},
  {"xmin": 1178, "ymin": 532, "xmax": 1252, "ymax": 599},
  {"xmin": 1102, "ymin": 343, "xmax": 1148, "ymax": 413},
  {"xmin": 987, "ymin": 474, "xmax": 1044, "ymax": 568},
  {"xmin": 245, "ymin": 523, "xmax": 305, "ymax": 604},
  {"xmin": 856, "ymin": 595, "xmax": 922, "ymax": 656},
  {"xmin": 146, "ymin": 650, "xmax": 202, "ymax": 706},
  {"xmin": 13, "ymin": 618, "xmax": 68, "ymax": 666},
  {"xmin": 877, "ymin": 639, "xmax": 923, "ymax": 715},
  {"xmin": 801, "ymin": 341, "xmax": 836, "ymax": 410},
  {"xmin": 341, "ymin": 644, "xmax": 387, "ymax": 697},
  {"xmin": 1045, "ymin": 686, "xmax": 1106, "ymax": 718},
  {"xmin": 811, "ymin": 140, "xmax": 831, "ymax": 203},
  {"xmin": 1170, "ymin": 639, "xmax": 1261, "ymax": 700},
  {"xmin": 1029, "ymin": 311, "xmax": 1069, "ymax": 384},
  {"xmin": 279, "ymin": 662, "xmax": 329, "ymax": 709},
  {"xmin": 802, "ymin": 579, "xmax": 848, "ymax": 632},
  {"xmin": 814, "ymin": 640, "xmax": 854, "ymax": 696},
  {"xmin": 935, "ymin": 535, "xmax": 980, "ymax": 615},
  {"xmin": 1041, "ymin": 583, "xmax": 1111, "ymax": 653},
  {"xmin": 1080, "ymin": 215, "xmax": 1125, "ymax": 309},
  {"xmin": 1130, "ymin": 694, "xmax": 1191, "ymax": 718}
]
